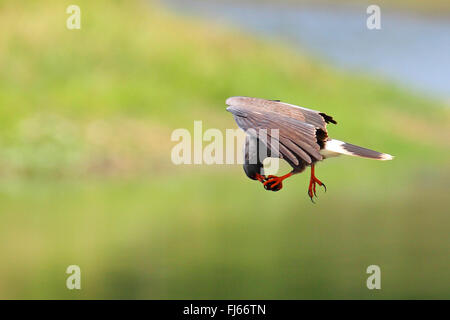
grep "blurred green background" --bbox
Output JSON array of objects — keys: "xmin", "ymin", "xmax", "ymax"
[{"xmin": 0, "ymin": 0, "xmax": 449, "ymax": 299}]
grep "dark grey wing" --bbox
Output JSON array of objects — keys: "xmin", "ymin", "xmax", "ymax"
[
  {"xmin": 226, "ymin": 96, "xmax": 337, "ymax": 133},
  {"xmin": 228, "ymin": 106, "xmax": 322, "ymax": 166}
]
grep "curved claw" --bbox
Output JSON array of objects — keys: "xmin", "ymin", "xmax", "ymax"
[
  {"xmin": 307, "ymin": 164, "xmax": 326, "ymax": 202},
  {"xmin": 264, "ymin": 178, "xmax": 283, "ymax": 192},
  {"xmin": 308, "ymin": 190, "xmax": 316, "ymax": 203},
  {"xmin": 260, "ymin": 173, "xmax": 294, "ymax": 192},
  {"xmin": 308, "ymin": 179, "xmax": 326, "ymax": 201},
  {"xmin": 263, "ymin": 178, "xmax": 281, "ymax": 188}
]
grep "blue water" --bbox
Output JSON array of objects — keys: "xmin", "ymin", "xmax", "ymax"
[{"xmin": 163, "ymin": 0, "xmax": 450, "ymax": 101}]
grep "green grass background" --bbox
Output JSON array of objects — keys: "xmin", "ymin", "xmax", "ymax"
[{"xmin": 0, "ymin": 0, "xmax": 449, "ymax": 299}]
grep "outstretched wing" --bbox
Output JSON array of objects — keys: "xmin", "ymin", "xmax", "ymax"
[
  {"xmin": 226, "ymin": 97, "xmax": 337, "ymax": 167},
  {"xmin": 226, "ymin": 96, "xmax": 336, "ymax": 129}
]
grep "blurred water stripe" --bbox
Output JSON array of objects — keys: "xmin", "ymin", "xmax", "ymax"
[{"xmin": 164, "ymin": 0, "xmax": 450, "ymax": 101}]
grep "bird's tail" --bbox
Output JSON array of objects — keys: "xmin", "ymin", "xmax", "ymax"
[{"xmin": 322, "ymin": 139, "xmax": 393, "ymax": 160}]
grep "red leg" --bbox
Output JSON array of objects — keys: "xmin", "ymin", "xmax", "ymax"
[
  {"xmin": 308, "ymin": 164, "xmax": 326, "ymax": 202},
  {"xmin": 255, "ymin": 173, "xmax": 266, "ymax": 183}
]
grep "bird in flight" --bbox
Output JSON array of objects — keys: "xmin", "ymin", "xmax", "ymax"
[{"xmin": 226, "ymin": 96, "xmax": 393, "ymax": 202}]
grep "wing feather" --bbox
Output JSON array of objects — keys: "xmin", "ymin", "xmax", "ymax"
[
  {"xmin": 229, "ymin": 105, "xmax": 323, "ymax": 166},
  {"xmin": 226, "ymin": 96, "xmax": 337, "ymax": 131},
  {"xmin": 242, "ymin": 118, "xmax": 299, "ymax": 165},
  {"xmin": 279, "ymin": 137, "xmax": 312, "ymax": 164}
]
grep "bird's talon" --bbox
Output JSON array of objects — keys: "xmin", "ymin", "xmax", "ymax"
[
  {"xmin": 262, "ymin": 176, "xmax": 284, "ymax": 192},
  {"xmin": 308, "ymin": 191, "xmax": 315, "ymax": 203},
  {"xmin": 264, "ymin": 178, "xmax": 283, "ymax": 192}
]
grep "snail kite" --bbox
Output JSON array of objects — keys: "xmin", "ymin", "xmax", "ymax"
[{"xmin": 226, "ymin": 96, "xmax": 393, "ymax": 202}]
